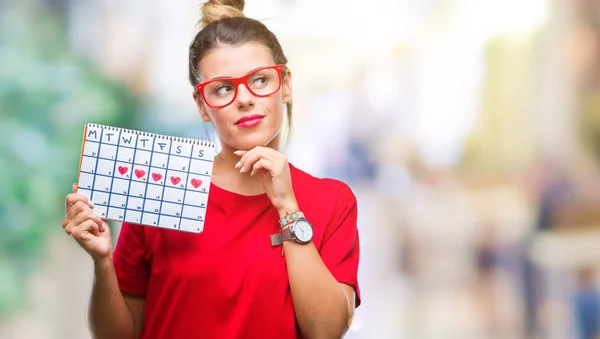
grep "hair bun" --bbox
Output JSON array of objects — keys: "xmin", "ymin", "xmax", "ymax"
[{"xmin": 200, "ymin": 0, "xmax": 245, "ymax": 27}]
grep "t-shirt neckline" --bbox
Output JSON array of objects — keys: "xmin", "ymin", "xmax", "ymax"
[{"xmin": 209, "ymin": 181, "xmax": 269, "ymax": 200}]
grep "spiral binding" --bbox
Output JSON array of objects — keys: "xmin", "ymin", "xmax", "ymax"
[{"xmin": 87, "ymin": 123, "xmax": 215, "ymax": 147}]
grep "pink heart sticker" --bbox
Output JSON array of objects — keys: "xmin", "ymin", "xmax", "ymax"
[
  {"xmin": 191, "ymin": 178, "xmax": 202, "ymax": 189},
  {"xmin": 170, "ymin": 176, "xmax": 181, "ymax": 185},
  {"xmin": 152, "ymin": 173, "xmax": 162, "ymax": 182},
  {"xmin": 118, "ymin": 166, "xmax": 128, "ymax": 175},
  {"xmin": 134, "ymin": 169, "xmax": 145, "ymax": 179}
]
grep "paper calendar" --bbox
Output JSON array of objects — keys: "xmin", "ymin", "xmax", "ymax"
[{"xmin": 77, "ymin": 123, "xmax": 215, "ymax": 233}]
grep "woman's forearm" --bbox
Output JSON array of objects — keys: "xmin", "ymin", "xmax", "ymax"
[
  {"xmin": 283, "ymin": 240, "xmax": 351, "ymax": 339},
  {"xmin": 88, "ymin": 257, "xmax": 136, "ymax": 339}
]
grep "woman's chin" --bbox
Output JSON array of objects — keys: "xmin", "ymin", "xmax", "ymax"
[{"xmin": 232, "ymin": 132, "xmax": 280, "ymax": 150}]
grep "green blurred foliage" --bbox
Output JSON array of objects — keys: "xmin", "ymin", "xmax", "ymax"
[{"xmin": 0, "ymin": 4, "xmax": 141, "ymax": 318}]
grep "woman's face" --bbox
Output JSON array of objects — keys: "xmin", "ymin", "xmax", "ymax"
[{"xmin": 194, "ymin": 42, "xmax": 292, "ymax": 151}]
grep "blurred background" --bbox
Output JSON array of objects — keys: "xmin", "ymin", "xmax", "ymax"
[{"xmin": 2, "ymin": 0, "xmax": 600, "ymax": 338}]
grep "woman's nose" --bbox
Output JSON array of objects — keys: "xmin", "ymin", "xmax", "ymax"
[{"xmin": 235, "ymin": 83, "xmax": 254, "ymax": 106}]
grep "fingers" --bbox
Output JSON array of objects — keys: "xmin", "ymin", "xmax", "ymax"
[
  {"xmin": 65, "ymin": 193, "xmax": 94, "ymax": 213},
  {"xmin": 65, "ymin": 200, "xmax": 90, "ymax": 220},
  {"xmin": 65, "ymin": 210, "xmax": 102, "ymax": 237},
  {"xmin": 63, "ymin": 201, "xmax": 103, "ymax": 234},
  {"xmin": 250, "ymin": 158, "xmax": 274, "ymax": 176},
  {"xmin": 235, "ymin": 147, "xmax": 281, "ymax": 174},
  {"xmin": 234, "ymin": 149, "xmax": 258, "ymax": 173},
  {"xmin": 236, "ymin": 152, "xmax": 262, "ymax": 173},
  {"xmin": 72, "ymin": 183, "xmax": 78, "ymax": 194},
  {"xmin": 66, "ymin": 193, "xmax": 92, "ymax": 209},
  {"xmin": 70, "ymin": 219, "xmax": 101, "ymax": 239},
  {"xmin": 71, "ymin": 207, "xmax": 104, "ymax": 233}
]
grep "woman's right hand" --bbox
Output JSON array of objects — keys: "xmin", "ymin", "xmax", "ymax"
[{"xmin": 62, "ymin": 184, "xmax": 112, "ymax": 260}]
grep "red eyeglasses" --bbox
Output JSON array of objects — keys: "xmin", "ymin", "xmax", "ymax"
[{"xmin": 195, "ymin": 64, "xmax": 285, "ymax": 109}]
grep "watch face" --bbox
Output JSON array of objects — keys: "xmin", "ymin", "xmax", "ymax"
[{"xmin": 293, "ymin": 220, "xmax": 313, "ymax": 243}]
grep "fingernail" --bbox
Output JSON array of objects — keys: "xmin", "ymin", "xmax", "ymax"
[
  {"xmin": 89, "ymin": 201, "xmax": 95, "ymax": 208},
  {"xmin": 235, "ymin": 161, "xmax": 241, "ymax": 169},
  {"xmin": 240, "ymin": 166, "xmax": 245, "ymax": 173},
  {"xmin": 234, "ymin": 150, "xmax": 243, "ymax": 155},
  {"xmin": 250, "ymin": 170, "xmax": 254, "ymax": 176}
]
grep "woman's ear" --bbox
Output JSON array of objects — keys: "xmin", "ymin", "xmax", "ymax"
[
  {"xmin": 193, "ymin": 92, "xmax": 212, "ymax": 122},
  {"xmin": 282, "ymin": 70, "xmax": 292, "ymax": 104}
]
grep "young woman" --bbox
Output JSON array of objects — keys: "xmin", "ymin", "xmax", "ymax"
[{"xmin": 61, "ymin": 1, "xmax": 361, "ymax": 338}]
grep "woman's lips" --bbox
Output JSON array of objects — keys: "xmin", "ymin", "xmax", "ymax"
[{"xmin": 235, "ymin": 115, "xmax": 265, "ymax": 128}]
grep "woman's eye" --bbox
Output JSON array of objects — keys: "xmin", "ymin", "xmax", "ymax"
[
  {"xmin": 251, "ymin": 76, "xmax": 268, "ymax": 87},
  {"xmin": 214, "ymin": 86, "xmax": 233, "ymax": 96}
]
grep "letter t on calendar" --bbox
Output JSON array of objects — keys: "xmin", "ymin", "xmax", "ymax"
[{"xmin": 77, "ymin": 123, "xmax": 216, "ymax": 233}]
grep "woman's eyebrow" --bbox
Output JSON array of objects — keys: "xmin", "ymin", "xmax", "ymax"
[{"xmin": 209, "ymin": 66, "xmax": 265, "ymax": 80}]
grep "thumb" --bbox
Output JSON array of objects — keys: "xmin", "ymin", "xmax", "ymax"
[{"xmin": 100, "ymin": 220, "xmax": 111, "ymax": 236}]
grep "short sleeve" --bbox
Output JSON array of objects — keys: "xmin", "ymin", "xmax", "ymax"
[
  {"xmin": 113, "ymin": 222, "xmax": 150, "ymax": 295},
  {"xmin": 319, "ymin": 182, "xmax": 361, "ymax": 307}
]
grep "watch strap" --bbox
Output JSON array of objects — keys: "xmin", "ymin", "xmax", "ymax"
[{"xmin": 270, "ymin": 227, "xmax": 293, "ymax": 246}]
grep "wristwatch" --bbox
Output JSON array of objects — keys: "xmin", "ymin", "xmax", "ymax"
[{"xmin": 270, "ymin": 217, "xmax": 314, "ymax": 246}]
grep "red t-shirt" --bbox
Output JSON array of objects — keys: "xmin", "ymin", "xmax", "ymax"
[{"xmin": 113, "ymin": 164, "xmax": 361, "ymax": 339}]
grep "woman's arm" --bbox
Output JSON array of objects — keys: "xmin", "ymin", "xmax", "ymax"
[
  {"xmin": 89, "ymin": 256, "xmax": 146, "ymax": 339},
  {"xmin": 235, "ymin": 147, "xmax": 360, "ymax": 338},
  {"xmin": 281, "ymin": 232, "xmax": 355, "ymax": 339},
  {"xmin": 62, "ymin": 190, "xmax": 146, "ymax": 339}
]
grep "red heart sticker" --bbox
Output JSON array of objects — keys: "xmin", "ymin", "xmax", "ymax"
[
  {"xmin": 170, "ymin": 176, "xmax": 181, "ymax": 185},
  {"xmin": 191, "ymin": 178, "xmax": 202, "ymax": 189},
  {"xmin": 152, "ymin": 173, "xmax": 162, "ymax": 182},
  {"xmin": 118, "ymin": 166, "xmax": 128, "ymax": 175},
  {"xmin": 135, "ymin": 169, "xmax": 145, "ymax": 179}
]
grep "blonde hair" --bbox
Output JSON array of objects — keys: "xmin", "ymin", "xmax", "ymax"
[{"xmin": 200, "ymin": 0, "xmax": 246, "ymax": 28}]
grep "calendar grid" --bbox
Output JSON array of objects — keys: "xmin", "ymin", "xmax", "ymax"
[
  {"xmin": 156, "ymin": 139, "xmax": 173, "ymax": 229},
  {"xmin": 122, "ymin": 133, "xmax": 138, "ymax": 223},
  {"xmin": 85, "ymin": 190, "xmax": 207, "ymax": 209},
  {"xmin": 139, "ymin": 136, "xmax": 157, "ymax": 225},
  {"xmin": 79, "ymin": 171, "xmax": 210, "ymax": 194},
  {"xmin": 91, "ymin": 143, "xmax": 212, "ymax": 162},
  {"xmin": 177, "ymin": 150, "xmax": 195, "ymax": 231},
  {"xmin": 105, "ymin": 129, "xmax": 122, "ymax": 219},
  {"xmin": 119, "ymin": 209, "xmax": 203, "ymax": 222},
  {"xmin": 85, "ymin": 156, "xmax": 212, "ymax": 176},
  {"xmin": 78, "ymin": 123, "xmax": 215, "ymax": 233},
  {"xmin": 89, "ymin": 127, "xmax": 104, "ymax": 203}
]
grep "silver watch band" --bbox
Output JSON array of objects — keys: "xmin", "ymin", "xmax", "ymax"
[
  {"xmin": 270, "ymin": 227, "xmax": 293, "ymax": 246},
  {"xmin": 270, "ymin": 234, "xmax": 283, "ymax": 246}
]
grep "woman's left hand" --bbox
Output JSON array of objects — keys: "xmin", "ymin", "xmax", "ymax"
[{"xmin": 234, "ymin": 146, "xmax": 298, "ymax": 215}]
